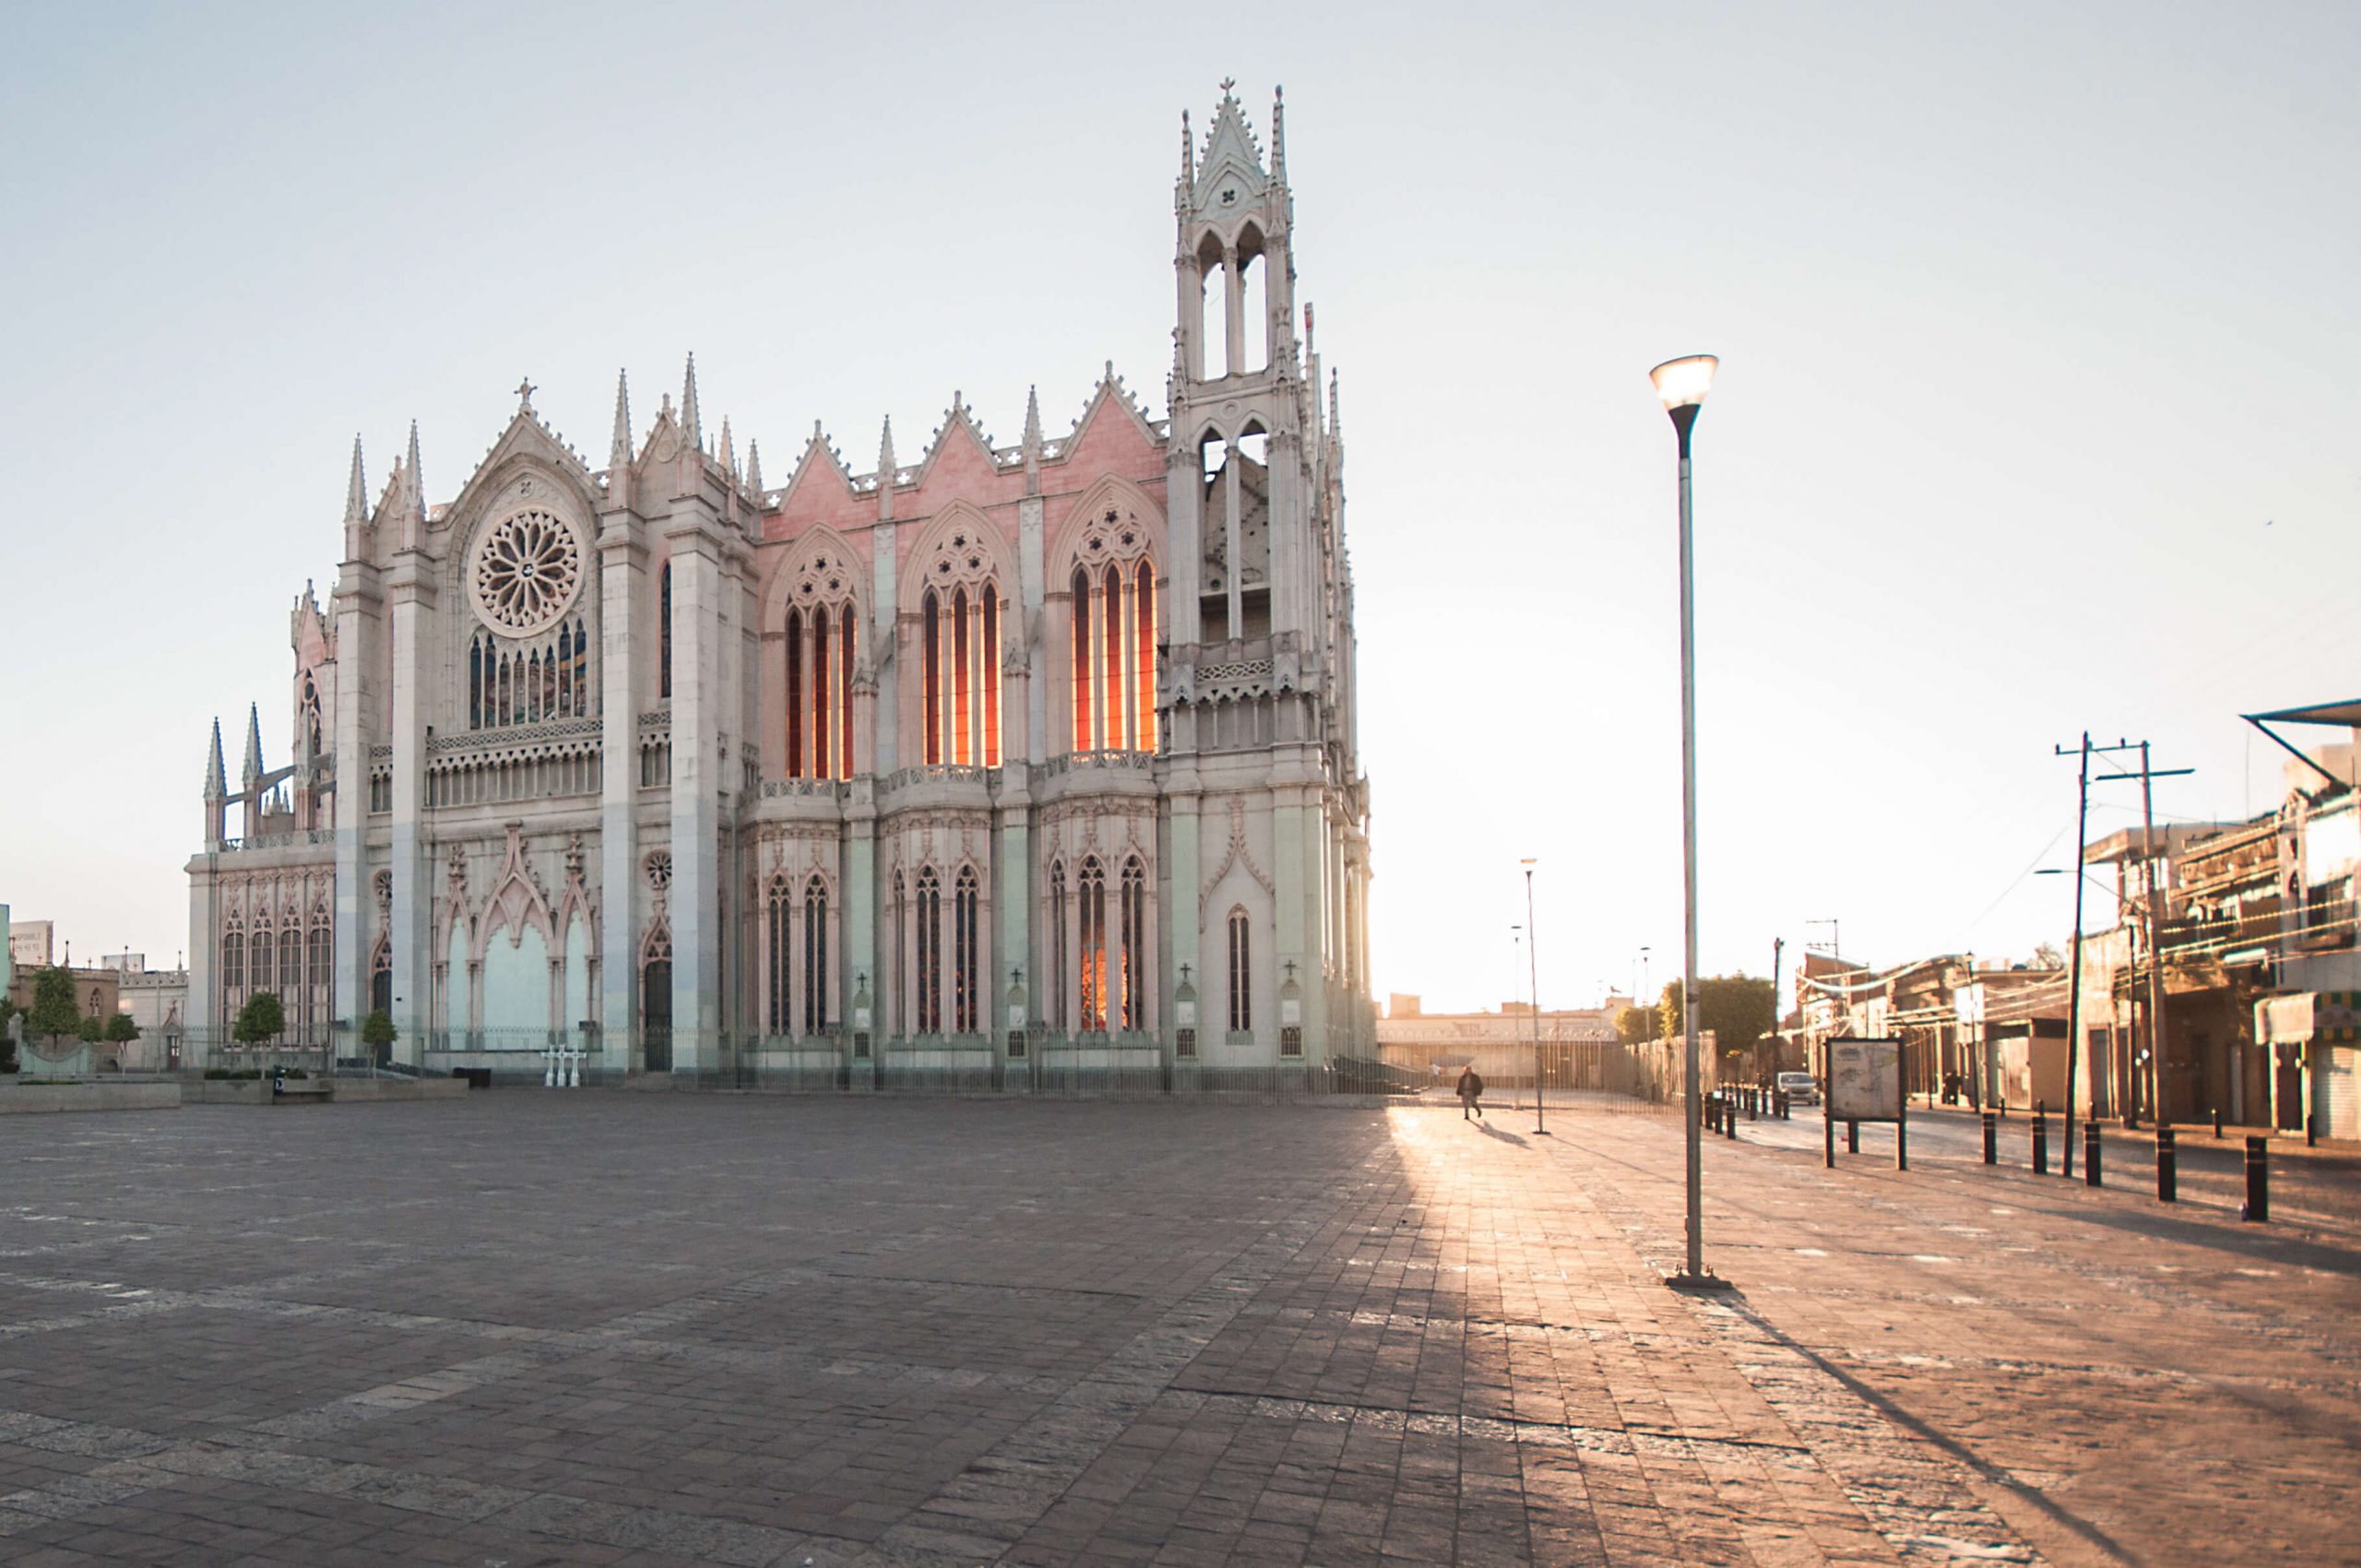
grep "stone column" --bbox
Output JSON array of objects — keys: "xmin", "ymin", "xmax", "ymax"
[
  {"xmin": 595, "ymin": 506, "xmax": 642, "ymax": 1076},
  {"xmin": 667, "ymin": 510, "xmax": 722, "ymax": 1077},
  {"xmin": 385, "ymin": 556, "xmax": 434, "ymax": 1067},
  {"xmin": 329, "ymin": 570, "xmax": 375, "ymax": 1063}
]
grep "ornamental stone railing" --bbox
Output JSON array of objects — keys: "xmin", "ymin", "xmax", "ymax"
[{"xmin": 219, "ymin": 829, "xmax": 335, "ymax": 853}]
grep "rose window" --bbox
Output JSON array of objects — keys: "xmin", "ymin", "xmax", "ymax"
[{"xmin": 469, "ymin": 508, "xmax": 585, "ymax": 637}]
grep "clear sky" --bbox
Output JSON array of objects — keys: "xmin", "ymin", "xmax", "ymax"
[{"xmin": 3, "ymin": 3, "xmax": 2355, "ymax": 1007}]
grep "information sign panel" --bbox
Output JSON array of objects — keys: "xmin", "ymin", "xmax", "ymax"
[{"xmin": 1827, "ymin": 1037, "xmax": 1903, "ymax": 1123}]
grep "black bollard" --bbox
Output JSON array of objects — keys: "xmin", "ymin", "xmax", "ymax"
[
  {"xmin": 2308, "ymin": 1113, "xmax": 2319, "ymax": 1148},
  {"xmin": 2033, "ymin": 1111, "xmax": 2048, "ymax": 1175},
  {"xmin": 2157, "ymin": 1126, "xmax": 2177, "ymax": 1203},
  {"xmin": 2244, "ymin": 1135, "xmax": 2269, "ymax": 1221},
  {"xmin": 1749, "ymin": 1088, "xmax": 1759, "ymax": 1122},
  {"xmin": 2213, "ymin": 1107, "xmax": 2224, "ymax": 1140},
  {"xmin": 1725, "ymin": 1096, "xmax": 1737, "ymax": 1138},
  {"xmin": 2085, "ymin": 1120, "xmax": 2102, "ymax": 1187},
  {"xmin": 1982, "ymin": 1111, "xmax": 1998, "ymax": 1165},
  {"xmin": 1846, "ymin": 1120, "xmax": 1860, "ymax": 1154}
]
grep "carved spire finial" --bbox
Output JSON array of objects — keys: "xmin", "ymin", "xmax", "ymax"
[
  {"xmin": 745, "ymin": 438, "xmax": 763, "ymax": 495},
  {"xmin": 681, "ymin": 351, "xmax": 702, "ymax": 449},
  {"xmin": 242, "ymin": 702, "xmax": 265, "ymax": 786},
  {"xmin": 343, "ymin": 434, "xmax": 367, "ymax": 529},
  {"xmin": 400, "ymin": 420, "xmax": 425, "ymax": 544},
  {"xmin": 1180, "ymin": 109, "xmax": 1192, "ymax": 180},
  {"xmin": 1272, "ymin": 84, "xmax": 1286, "ymax": 175},
  {"xmin": 610, "ymin": 369, "xmax": 632, "ymax": 467},
  {"xmin": 204, "ymin": 718, "xmax": 227, "ymax": 800},
  {"xmin": 1022, "ymin": 385, "xmax": 1042, "ymax": 493}
]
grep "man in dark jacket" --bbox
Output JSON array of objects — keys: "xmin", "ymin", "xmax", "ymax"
[{"xmin": 1456, "ymin": 1064, "xmax": 1485, "ymax": 1121}]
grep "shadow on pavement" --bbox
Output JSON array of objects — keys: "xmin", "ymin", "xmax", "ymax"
[{"xmin": 1721, "ymin": 1298, "xmax": 2139, "ymax": 1566}]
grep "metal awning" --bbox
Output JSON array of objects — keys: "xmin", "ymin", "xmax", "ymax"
[
  {"xmin": 2256, "ymin": 992, "xmax": 2361, "ymax": 1047},
  {"xmin": 2245, "ymin": 701, "xmax": 2361, "ymax": 788}
]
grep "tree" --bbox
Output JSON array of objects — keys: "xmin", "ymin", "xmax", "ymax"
[
  {"xmin": 1658, "ymin": 974, "xmax": 1777, "ymax": 1051},
  {"xmin": 102, "ymin": 1013, "xmax": 139, "ymax": 1043},
  {"xmin": 1614, "ymin": 1005, "xmax": 1656, "ymax": 1045},
  {"xmin": 25, "ymin": 968, "xmax": 80, "ymax": 1042},
  {"xmin": 76, "ymin": 1016, "xmax": 103, "ymax": 1042},
  {"xmin": 232, "ymin": 992, "xmax": 285, "ymax": 1046},
  {"xmin": 362, "ymin": 1011, "xmax": 396, "ymax": 1058}
]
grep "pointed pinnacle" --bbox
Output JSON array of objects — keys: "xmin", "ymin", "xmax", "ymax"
[
  {"xmin": 243, "ymin": 702, "xmax": 266, "ymax": 781},
  {"xmin": 879, "ymin": 415, "xmax": 896, "ymax": 475},
  {"xmin": 1180, "ymin": 110, "xmax": 1193, "ymax": 180},
  {"xmin": 403, "ymin": 420, "xmax": 424, "ymax": 520},
  {"xmin": 1273, "ymin": 84, "xmax": 1286, "ymax": 173},
  {"xmin": 1022, "ymin": 385, "xmax": 1042, "ymax": 448},
  {"xmin": 343, "ymin": 435, "xmax": 367, "ymax": 527},
  {"xmin": 611, "ymin": 369, "xmax": 633, "ymax": 463},
  {"xmin": 681, "ymin": 352, "xmax": 702, "ymax": 448},
  {"xmin": 205, "ymin": 719, "xmax": 227, "ymax": 797},
  {"xmin": 719, "ymin": 415, "xmax": 736, "ymax": 478},
  {"xmin": 745, "ymin": 439, "xmax": 763, "ymax": 494}
]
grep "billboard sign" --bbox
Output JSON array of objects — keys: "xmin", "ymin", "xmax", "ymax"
[{"xmin": 1827, "ymin": 1036, "xmax": 1903, "ymax": 1123}]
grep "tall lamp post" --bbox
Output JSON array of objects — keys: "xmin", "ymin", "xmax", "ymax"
[
  {"xmin": 1524, "ymin": 859, "xmax": 1547, "ymax": 1135},
  {"xmin": 1652, "ymin": 352, "xmax": 1730, "ymax": 1292}
]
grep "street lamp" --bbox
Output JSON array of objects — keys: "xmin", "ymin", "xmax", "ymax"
[
  {"xmin": 1652, "ymin": 352, "xmax": 1729, "ymax": 1292},
  {"xmin": 1524, "ymin": 858, "xmax": 1547, "ymax": 1135}
]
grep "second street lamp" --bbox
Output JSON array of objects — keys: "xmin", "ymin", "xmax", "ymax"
[{"xmin": 1652, "ymin": 352, "xmax": 1730, "ymax": 1292}]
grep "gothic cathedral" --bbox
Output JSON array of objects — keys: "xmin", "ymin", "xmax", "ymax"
[{"xmin": 187, "ymin": 87, "xmax": 1374, "ymax": 1082}]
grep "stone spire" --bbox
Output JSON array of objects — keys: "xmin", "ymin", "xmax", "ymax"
[
  {"xmin": 204, "ymin": 719, "xmax": 227, "ymax": 801},
  {"xmin": 877, "ymin": 415, "xmax": 896, "ymax": 521},
  {"xmin": 1329, "ymin": 368, "xmax": 1340, "ymax": 434},
  {"xmin": 1180, "ymin": 109, "xmax": 1192, "ymax": 182},
  {"xmin": 241, "ymin": 702, "xmax": 266, "ymax": 791},
  {"xmin": 610, "ymin": 369, "xmax": 633, "ymax": 467},
  {"xmin": 719, "ymin": 415, "xmax": 736, "ymax": 481},
  {"xmin": 342, "ymin": 435, "xmax": 367, "ymax": 529},
  {"xmin": 744, "ymin": 438, "xmax": 763, "ymax": 495},
  {"xmin": 1022, "ymin": 385, "xmax": 1043, "ymax": 494},
  {"xmin": 399, "ymin": 420, "xmax": 426, "ymax": 547},
  {"xmin": 681, "ymin": 352, "xmax": 702, "ymax": 451},
  {"xmin": 1271, "ymin": 85, "xmax": 1286, "ymax": 178}
]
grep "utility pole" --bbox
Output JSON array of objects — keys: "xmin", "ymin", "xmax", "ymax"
[
  {"xmin": 2071, "ymin": 740, "xmax": 2193, "ymax": 1129},
  {"xmin": 1770, "ymin": 935, "xmax": 1785, "ymax": 1081},
  {"xmin": 2053, "ymin": 734, "xmax": 2093, "ymax": 1177}
]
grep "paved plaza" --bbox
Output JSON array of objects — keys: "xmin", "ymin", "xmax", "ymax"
[{"xmin": 0, "ymin": 1095, "xmax": 2349, "ymax": 1565}]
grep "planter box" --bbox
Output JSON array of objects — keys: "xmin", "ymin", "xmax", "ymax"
[{"xmin": 0, "ymin": 1082, "xmax": 181, "ymax": 1114}]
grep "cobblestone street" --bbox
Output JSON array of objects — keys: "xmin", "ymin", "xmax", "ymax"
[{"xmin": 0, "ymin": 1095, "xmax": 2347, "ymax": 1566}]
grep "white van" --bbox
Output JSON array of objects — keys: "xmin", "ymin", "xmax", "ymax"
[{"xmin": 1775, "ymin": 1071, "xmax": 1820, "ymax": 1106}]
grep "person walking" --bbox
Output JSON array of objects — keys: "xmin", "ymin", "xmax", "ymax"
[{"xmin": 1457, "ymin": 1063, "xmax": 1485, "ymax": 1121}]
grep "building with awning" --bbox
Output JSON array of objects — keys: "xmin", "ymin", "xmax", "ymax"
[{"xmin": 2254, "ymin": 991, "xmax": 2361, "ymax": 1138}]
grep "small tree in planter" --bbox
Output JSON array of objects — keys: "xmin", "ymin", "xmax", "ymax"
[
  {"xmin": 232, "ymin": 992, "xmax": 285, "ymax": 1049},
  {"xmin": 362, "ymin": 1010, "xmax": 397, "ymax": 1064},
  {"xmin": 103, "ymin": 1014, "xmax": 139, "ymax": 1042},
  {"xmin": 26, "ymin": 968, "xmax": 80, "ymax": 1052},
  {"xmin": 76, "ymin": 1016, "xmax": 103, "ymax": 1043}
]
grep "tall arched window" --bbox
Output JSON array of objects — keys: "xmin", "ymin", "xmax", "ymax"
[
  {"xmin": 916, "ymin": 868, "xmax": 942, "ymax": 1034},
  {"xmin": 765, "ymin": 873, "xmax": 790, "ymax": 1035},
  {"xmin": 1078, "ymin": 858, "xmax": 1107, "ymax": 1032},
  {"xmin": 919, "ymin": 526, "xmax": 1002, "ymax": 768},
  {"xmin": 785, "ymin": 609, "xmax": 804, "ymax": 778},
  {"xmin": 890, "ymin": 870, "xmax": 907, "ymax": 1039},
  {"xmin": 221, "ymin": 921, "xmax": 243, "ymax": 1002},
  {"xmin": 469, "ymin": 641, "xmax": 483, "ymax": 729},
  {"xmin": 658, "ymin": 561, "xmax": 672, "ymax": 700},
  {"xmin": 1070, "ymin": 566, "xmax": 1093, "ymax": 751},
  {"xmin": 811, "ymin": 604, "xmax": 833, "ymax": 778},
  {"xmin": 1228, "ymin": 909, "xmax": 1252, "ymax": 1034},
  {"xmin": 307, "ymin": 907, "xmax": 330, "ymax": 1041},
  {"xmin": 1067, "ymin": 507, "xmax": 1157, "ymax": 754},
  {"xmin": 1048, "ymin": 861, "xmax": 1068, "ymax": 1033},
  {"xmin": 954, "ymin": 867, "xmax": 979, "ymax": 1034},
  {"xmin": 370, "ymin": 934, "xmax": 391, "ymax": 1018},
  {"xmin": 1120, "ymin": 859, "xmax": 1145, "ymax": 1031},
  {"xmin": 802, "ymin": 875, "xmax": 829, "ymax": 1034},
  {"xmin": 251, "ymin": 916, "xmax": 273, "ymax": 996},
  {"xmin": 280, "ymin": 923, "xmax": 301, "ymax": 1031}
]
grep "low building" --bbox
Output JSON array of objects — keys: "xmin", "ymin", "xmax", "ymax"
[{"xmin": 1376, "ymin": 995, "xmax": 1630, "ymax": 1092}]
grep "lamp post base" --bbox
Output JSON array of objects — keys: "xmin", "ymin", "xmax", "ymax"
[{"xmin": 1664, "ymin": 1271, "xmax": 1737, "ymax": 1293}]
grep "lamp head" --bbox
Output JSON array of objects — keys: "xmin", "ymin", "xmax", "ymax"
[{"xmin": 1650, "ymin": 355, "xmax": 1718, "ymax": 452}]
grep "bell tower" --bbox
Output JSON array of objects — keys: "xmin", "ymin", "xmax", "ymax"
[{"xmin": 1167, "ymin": 81, "xmax": 1312, "ymax": 651}]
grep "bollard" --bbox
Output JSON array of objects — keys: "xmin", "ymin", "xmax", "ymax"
[
  {"xmin": 1982, "ymin": 1111, "xmax": 1998, "ymax": 1166},
  {"xmin": 1749, "ymin": 1088, "xmax": 1759, "ymax": 1122},
  {"xmin": 2244, "ymin": 1135, "xmax": 2269, "ymax": 1221},
  {"xmin": 2085, "ymin": 1120, "xmax": 2102, "ymax": 1187},
  {"xmin": 1774, "ymin": 1090, "xmax": 1788, "ymax": 1120},
  {"xmin": 2033, "ymin": 1111, "xmax": 2048, "ymax": 1175},
  {"xmin": 2213, "ymin": 1108, "xmax": 2224, "ymax": 1140},
  {"xmin": 1725, "ymin": 1096, "xmax": 1738, "ymax": 1139},
  {"xmin": 2157, "ymin": 1126, "xmax": 2177, "ymax": 1203},
  {"xmin": 2308, "ymin": 1113, "xmax": 2319, "ymax": 1148},
  {"xmin": 1846, "ymin": 1120, "xmax": 1860, "ymax": 1155}
]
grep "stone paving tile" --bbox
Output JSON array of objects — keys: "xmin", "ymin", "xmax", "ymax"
[{"xmin": 0, "ymin": 1097, "xmax": 2346, "ymax": 1563}]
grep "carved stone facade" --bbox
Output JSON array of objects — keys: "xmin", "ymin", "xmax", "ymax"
[{"xmin": 185, "ymin": 86, "xmax": 1373, "ymax": 1077}]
